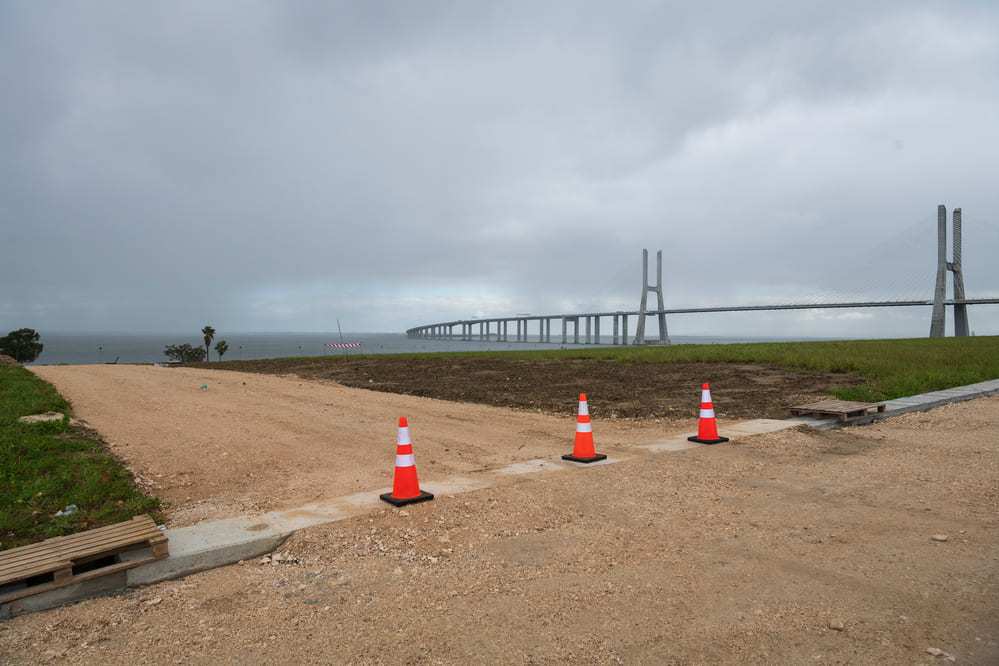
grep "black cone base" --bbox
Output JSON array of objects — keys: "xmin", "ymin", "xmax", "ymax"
[
  {"xmin": 561, "ymin": 453, "xmax": 608, "ymax": 464},
  {"xmin": 379, "ymin": 490, "xmax": 434, "ymax": 507},
  {"xmin": 687, "ymin": 435, "xmax": 729, "ymax": 445}
]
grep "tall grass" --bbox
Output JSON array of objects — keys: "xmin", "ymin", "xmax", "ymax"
[{"xmin": 0, "ymin": 366, "xmax": 161, "ymax": 550}]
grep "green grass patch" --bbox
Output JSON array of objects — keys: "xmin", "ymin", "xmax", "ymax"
[
  {"xmin": 0, "ymin": 366, "xmax": 161, "ymax": 551},
  {"xmin": 554, "ymin": 336, "xmax": 999, "ymax": 401}
]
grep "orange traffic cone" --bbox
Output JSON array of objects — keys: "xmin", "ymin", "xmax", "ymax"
[
  {"xmin": 380, "ymin": 417, "xmax": 434, "ymax": 506},
  {"xmin": 562, "ymin": 393, "xmax": 607, "ymax": 463},
  {"xmin": 688, "ymin": 383, "xmax": 729, "ymax": 444}
]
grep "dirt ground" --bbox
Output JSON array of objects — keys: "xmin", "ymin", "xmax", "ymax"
[
  {"xmin": 3, "ymin": 363, "xmax": 997, "ymax": 664},
  {"xmin": 200, "ymin": 357, "xmax": 864, "ymax": 420},
  {"xmin": 24, "ymin": 364, "xmax": 710, "ymax": 527}
]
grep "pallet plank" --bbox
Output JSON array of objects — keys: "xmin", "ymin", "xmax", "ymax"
[
  {"xmin": 0, "ymin": 518, "xmax": 165, "ymax": 579},
  {"xmin": 0, "ymin": 514, "xmax": 168, "ymax": 604},
  {"xmin": 790, "ymin": 399, "xmax": 886, "ymax": 422}
]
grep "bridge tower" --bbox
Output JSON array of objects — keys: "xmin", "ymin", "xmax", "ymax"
[
  {"xmin": 929, "ymin": 205, "xmax": 970, "ymax": 337},
  {"xmin": 952, "ymin": 208, "xmax": 970, "ymax": 336},
  {"xmin": 633, "ymin": 249, "xmax": 671, "ymax": 345}
]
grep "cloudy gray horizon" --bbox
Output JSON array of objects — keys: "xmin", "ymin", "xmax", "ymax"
[{"xmin": 3, "ymin": 1, "xmax": 998, "ymax": 339}]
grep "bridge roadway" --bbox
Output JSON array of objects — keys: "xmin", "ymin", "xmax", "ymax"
[{"xmin": 406, "ymin": 299, "xmax": 999, "ymax": 345}]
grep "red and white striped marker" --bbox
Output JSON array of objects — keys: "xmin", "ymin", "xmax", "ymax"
[
  {"xmin": 688, "ymin": 383, "xmax": 729, "ymax": 444},
  {"xmin": 562, "ymin": 393, "xmax": 607, "ymax": 463},
  {"xmin": 380, "ymin": 417, "xmax": 434, "ymax": 506}
]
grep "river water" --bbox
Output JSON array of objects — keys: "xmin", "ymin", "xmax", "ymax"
[{"xmin": 24, "ymin": 331, "xmax": 822, "ymax": 366}]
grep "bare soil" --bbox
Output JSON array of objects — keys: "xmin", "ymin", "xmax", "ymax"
[
  {"xmin": 198, "ymin": 356, "xmax": 864, "ymax": 420},
  {"xmin": 4, "ymin": 362, "xmax": 996, "ymax": 664}
]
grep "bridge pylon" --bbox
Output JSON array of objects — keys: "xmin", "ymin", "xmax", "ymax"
[
  {"xmin": 633, "ymin": 249, "xmax": 670, "ymax": 345},
  {"xmin": 930, "ymin": 205, "xmax": 970, "ymax": 337},
  {"xmin": 952, "ymin": 208, "xmax": 970, "ymax": 336}
]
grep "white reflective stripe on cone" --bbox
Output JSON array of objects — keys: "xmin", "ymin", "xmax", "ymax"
[
  {"xmin": 578, "ymin": 401, "xmax": 589, "ymax": 416},
  {"xmin": 397, "ymin": 428, "xmax": 411, "ymax": 446},
  {"xmin": 396, "ymin": 453, "xmax": 416, "ymax": 467},
  {"xmin": 701, "ymin": 390, "xmax": 712, "ymax": 402},
  {"xmin": 576, "ymin": 422, "xmax": 592, "ymax": 433},
  {"xmin": 700, "ymin": 409, "xmax": 715, "ymax": 419}
]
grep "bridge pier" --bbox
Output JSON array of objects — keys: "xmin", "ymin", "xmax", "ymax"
[
  {"xmin": 610, "ymin": 313, "xmax": 630, "ymax": 345},
  {"xmin": 561, "ymin": 317, "xmax": 582, "ymax": 344}
]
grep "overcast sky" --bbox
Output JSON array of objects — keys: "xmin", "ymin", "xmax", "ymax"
[{"xmin": 3, "ymin": 1, "xmax": 998, "ymax": 339}]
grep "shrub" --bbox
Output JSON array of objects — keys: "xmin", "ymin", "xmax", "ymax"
[{"xmin": 164, "ymin": 343, "xmax": 206, "ymax": 363}]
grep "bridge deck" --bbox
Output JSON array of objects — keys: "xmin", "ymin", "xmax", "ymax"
[{"xmin": 407, "ymin": 299, "xmax": 999, "ymax": 341}]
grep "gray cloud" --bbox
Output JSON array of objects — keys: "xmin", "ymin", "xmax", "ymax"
[{"xmin": 2, "ymin": 1, "xmax": 998, "ymax": 337}]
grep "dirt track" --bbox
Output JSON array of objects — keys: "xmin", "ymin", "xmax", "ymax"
[
  {"xmin": 3, "ymin": 363, "xmax": 997, "ymax": 664},
  {"xmin": 24, "ymin": 365, "xmax": 698, "ymax": 527}
]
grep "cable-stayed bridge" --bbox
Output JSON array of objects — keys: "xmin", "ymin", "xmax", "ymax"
[{"xmin": 407, "ymin": 206, "xmax": 998, "ymax": 345}]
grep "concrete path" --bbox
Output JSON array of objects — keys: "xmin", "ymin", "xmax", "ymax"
[{"xmin": 5, "ymin": 377, "xmax": 999, "ymax": 619}]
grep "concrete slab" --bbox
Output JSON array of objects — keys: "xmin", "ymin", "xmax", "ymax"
[
  {"xmin": 642, "ymin": 418, "xmax": 830, "ymax": 451},
  {"xmin": 721, "ymin": 419, "xmax": 808, "ymax": 437},
  {"xmin": 870, "ymin": 378, "xmax": 999, "ymax": 421},
  {"xmin": 492, "ymin": 459, "xmax": 571, "ymax": 475},
  {"xmin": 557, "ymin": 456, "xmax": 622, "ymax": 468},
  {"xmin": 644, "ymin": 438, "xmax": 702, "ymax": 453},
  {"xmin": 127, "ymin": 518, "xmax": 285, "ymax": 587}
]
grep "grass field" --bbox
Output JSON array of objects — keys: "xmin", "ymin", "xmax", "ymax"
[
  {"xmin": 585, "ymin": 336, "xmax": 999, "ymax": 402},
  {"xmin": 0, "ymin": 366, "xmax": 161, "ymax": 551}
]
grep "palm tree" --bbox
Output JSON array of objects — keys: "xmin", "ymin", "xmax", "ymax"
[
  {"xmin": 214, "ymin": 339, "xmax": 229, "ymax": 362},
  {"xmin": 202, "ymin": 325, "xmax": 216, "ymax": 362}
]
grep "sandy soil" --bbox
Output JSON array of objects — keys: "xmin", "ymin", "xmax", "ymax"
[
  {"xmin": 3, "ymin": 365, "xmax": 997, "ymax": 664},
  {"xmin": 25, "ymin": 365, "xmax": 695, "ymax": 527}
]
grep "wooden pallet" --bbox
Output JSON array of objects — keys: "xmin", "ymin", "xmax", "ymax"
[
  {"xmin": 789, "ymin": 399, "xmax": 886, "ymax": 423},
  {"xmin": 0, "ymin": 515, "xmax": 168, "ymax": 604}
]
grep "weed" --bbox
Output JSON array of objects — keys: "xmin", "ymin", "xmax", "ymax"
[{"xmin": 0, "ymin": 366, "xmax": 161, "ymax": 550}]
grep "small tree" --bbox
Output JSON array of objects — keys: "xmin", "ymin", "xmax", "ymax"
[
  {"xmin": 214, "ymin": 339, "xmax": 229, "ymax": 362},
  {"xmin": 164, "ymin": 343, "xmax": 206, "ymax": 363},
  {"xmin": 0, "ymin": 328, "xmax": 44, "ymax": 364},
  {"xmin": 202, "ymin": 325, "xmax": 216, "ymax": 362}
]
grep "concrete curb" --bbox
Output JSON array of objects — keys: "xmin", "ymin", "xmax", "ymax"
[
  {"xmin": 880, "ymin": 379, "xmax": 999, "ymax": 418},
  {"xmin": 794, "ymin": 378, "xmax": 999, "ymax": 429},
  {"xmin": 5, "ymin": 380, "xmax": 998, "ymax": 619},
  {"xmin": 130, "ymin": 476, "xmax": 491, "ymax": 588}
]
